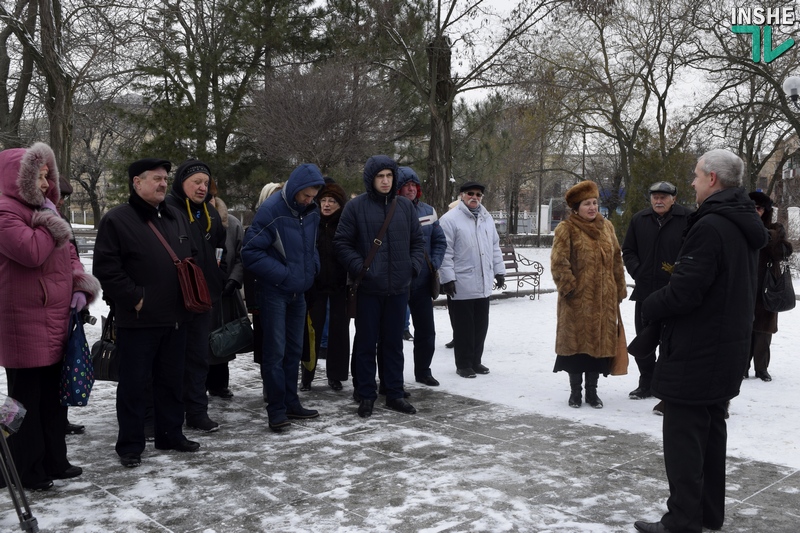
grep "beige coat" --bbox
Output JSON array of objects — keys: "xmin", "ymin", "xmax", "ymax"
[{"xmin": 551, "ymin": 214, "xmax": 627, "ymax": 358}]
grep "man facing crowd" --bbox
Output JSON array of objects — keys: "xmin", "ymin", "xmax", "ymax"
[
  {"xmin": 622, "ymin": 181, "xmax": 690, "ymax": 401},
  {"xmin": 634, "ymin": 149, "xmax": 768, "ymax": 533},
  {"xmin": 93, "ymin": 158, "xmax": 200, "ymax": 468},
  {"xmin": 334, "ymin": 155, "xmax": 424, "ymax": 418}
]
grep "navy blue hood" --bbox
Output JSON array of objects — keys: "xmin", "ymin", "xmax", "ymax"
[
  {"xmin": 282, "ymin": 163, "xmax": 325, "ymax": 214},
  {"xmin": 396, "ymin": 166, "xmax": 422, "ymax": 202},
  {"xmin": 363, "ymin": 155, "xmax": 398, "ymax": 201}
]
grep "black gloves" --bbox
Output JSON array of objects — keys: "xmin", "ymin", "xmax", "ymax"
[
  {"xmin": 222, "ymin": 279, "xmax": 241, "ymax": 296},
  {"xmin": 494, "ymin": 274, "xmax": 505, "ymax": 288},
  {"xmin": 441, "ymin": 281, "xmax": 457, "ymax": 298}
]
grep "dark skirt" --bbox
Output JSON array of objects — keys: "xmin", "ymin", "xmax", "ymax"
[{"xmin": 553, "ymin": 353, "xmax": 611, "ymax": 376}]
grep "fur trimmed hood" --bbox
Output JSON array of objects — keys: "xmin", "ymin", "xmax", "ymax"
[{"xmin": 0, "ymin": 142, "xmax": 59, "ymax": 208}]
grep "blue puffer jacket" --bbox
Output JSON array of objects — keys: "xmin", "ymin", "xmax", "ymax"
[
  {"xmin": 242, "ymin": 164, "xmax": 325, "ymax": 295},
  {"xmin": 334, "ymin": 155, "xmax": 425, "ymax": 296},
  {"xmin": 396, "ymin": 166, "xmax": 447, "ymax": 290}
]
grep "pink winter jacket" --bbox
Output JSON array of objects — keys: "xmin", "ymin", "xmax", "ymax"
[{"xmin": 0, "ymin": 143, "xmax": 100, "ymax": 369}]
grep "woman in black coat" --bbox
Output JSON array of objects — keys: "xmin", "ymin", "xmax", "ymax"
[{"xmin": 747, "ymin": 191, "xmax": 792, "ymax": 382}]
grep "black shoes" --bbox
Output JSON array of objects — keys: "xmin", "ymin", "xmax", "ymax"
[
  {"xmin": 52, "ymin": 465, "xmax": 83, "ymax": 480},
  {"xmin": 585, "ymin": 390, "xmax": 603, "ymax": 409},
  {"xmin": 328, "ymin": 379, "xmax": 343, "ymax": 391},
  {"xmin": 628, "ymin": 387, "xmax": 652, "ymax": 400},
  {"xmin": 186, "ymin": 416, "xmax": 220, "ymax": 432},
  {"xmin": 386, "ymin": 397, "xmax": 417, "ymax": 414},
  {"xmin": 568, "ymin": 391, "xmax": 582, "ymax": 408},
  {"xmin": 456, "ymin": 368, "xmax": 477, "ymax": 378},
  {"xmin": 403, "ymin": 329, "xmax": 414, "ymax": 341},
  {"xmin": 299, "ymin": 381, "xmax": 312, "ymax": 391},
  {"xmin": 120, "ymin": 453, "xmax": 141, "ymax": 468},
  {"xmin": 755, "ymin": 370, "xmax": 772, "ymax": 382},
  {"xmin": 286, "ymin": 405, "xmax": 319, "ymax": 419},
  {"xmin": 208, "ymin": 388, "xmax": 234, "ymax": 399},
  {"xmin": 652, "ymin": 401, "xmax": 664, "ymax": 416},
  {"xmin": 65, "ymin": 422, "xmax": 85, "ymax": 435},
  {"xmin": 24, "ymin": 479, "xmax": 54, "ymax": 491},
  {"xmin": 268, "ymin": 419, "xmax": 291, "ymax": 432},
  {"xmin": 415, "ymin": 375, "xmax": 440, "ymax": 386},
  {"xmin": 155, "ymin": 437, "xmax": 201, "ymax": 452},
  {"xmin": 633, "ymin": 520, "xmax": 673, "ymax": 533},
  {"xmin": 358, "ymin": 399, "xmax": 375, "ymax": 418},
  {"xmin": 474, "ymin": 364, "xmax": 490, "ymax": 374},
  {"xmin": 445, "ymin": 339, "xmax": 455, "ymax": 348}
]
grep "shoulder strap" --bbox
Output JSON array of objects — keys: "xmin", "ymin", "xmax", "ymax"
[
  {"xmin": 354, "ymin": 197, "xmax": 398, "ymax": 286},
  {"xmin": 147, "ymin": 220, "xmax": 180, "ymax": 263}
]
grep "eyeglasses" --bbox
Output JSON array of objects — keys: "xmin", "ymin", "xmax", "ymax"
[{"xmin": 465, "ymin": 191, "xmax": 483, "ymax": 198}]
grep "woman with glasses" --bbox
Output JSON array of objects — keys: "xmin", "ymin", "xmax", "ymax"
[
  {"xmin": 551, "ymin": 180, "xmax": 627, "ymax": 409},
  {"xmin": 438, "ymin": 181, "xmax": 506, "ymax": 379}
]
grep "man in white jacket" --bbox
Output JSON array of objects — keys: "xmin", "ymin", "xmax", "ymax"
[{"xmin": 438, "ymin": 181, "xmax": 506, "ymax": 378}]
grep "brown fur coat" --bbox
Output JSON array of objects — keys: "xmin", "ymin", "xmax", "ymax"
[{"xmin": 551, "ymin": 214, "xmax": 627, "ymax": 358}]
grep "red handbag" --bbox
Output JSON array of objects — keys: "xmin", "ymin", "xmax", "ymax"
[{"xmin": 148, "ymin": 221, "xmax": 212, "ymax": 313}]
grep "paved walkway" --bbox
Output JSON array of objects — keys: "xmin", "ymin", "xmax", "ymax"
[{"xmin": 1, "ymin": 364, "xmax": 797, "ymax": 532}]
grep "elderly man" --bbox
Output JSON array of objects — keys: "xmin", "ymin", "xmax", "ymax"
[
  {"xmin": 94, "ymin": 158, "xmax": 200, "ymax": 468},
  {"xmin": 622, "ymin": 181, "xmax": 690, "ymax": 401},
  {"xmin": 439, "ymin": 181, "xmax": 505, "ymax": 379},
  {"xmin": 334, "ymin": 155, "xmax": 425, "ymax": 417},
  {"xmin": 242, "ymin": 163, "xmax": 325, "ymax": 431},
  {"xmin": 633, "ymin": 150, "xmax": 768, "ymax": 533}
]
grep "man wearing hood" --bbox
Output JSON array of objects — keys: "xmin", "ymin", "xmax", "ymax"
[
  {"xmin": 334, "ymin": 155, "xmax": 425, "ymax": 418},
  {"xmin": 166, "ymin": 159, "xmax": 227, "ymax": 433},
  {"xmin": 93, "ymin": 158, "xmax": 201, "ymax": 468},
  {"xmin": 242, "ymin": 164, "xmax": 325, "ymax": 431},
  {"xmin": 390, "ymin": 166, "xmax": 447, "ymax": 386},
  {"xmin": 633, "ymin": 149, "xmax": 769, "ymax": 533}
]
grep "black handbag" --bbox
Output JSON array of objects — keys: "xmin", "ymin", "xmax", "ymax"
[
  {"xmin": 209, "ymin": 298, "xmax": 254, "ymax": 361},
  {"xmin": 424, "ymin": 251, "xmax": 440, "ymax": 299},
  {"xmin": 763, "ymin": 262, "xmax": 796, "ymax": 313},
  {"xmin": 91, "ymin": 311, "xmax": 120, "ymax": 381}
]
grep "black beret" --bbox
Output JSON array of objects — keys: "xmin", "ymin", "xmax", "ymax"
[
  {"xmin": 649, "ymin": 181, "xmax": 677, "ymax": 195},
  {"xmin": 459, "ymin": 181, "xmax": 486, "ymax": 193},
  {"xmin": 128, "ymin": 158, "xmax": 171, "ymax": 180},
  {"xmin": 59, "ymin": 176, "xmax": 73, "ymax": 196}
]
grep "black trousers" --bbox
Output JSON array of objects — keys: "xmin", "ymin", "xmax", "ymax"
[
  {"xmin": 183, "ymin": 311, "xmax": 212, "ymax": 422},
  {"xmin": 447, "ymin": 297, "xmax": 490, "ymax": 370},
  {"xmin": 748, "ymin": 331, "xmax": 772, "ymax": 373},
  {"xmin": 661, "ymin": 401, "xmax": 727, "ymax": 533},
  {"xmin": 5, "ymin": 363, "xmax": 69, "ymax": 485},
  {"xmin": 354, "ymin": 292, "xmax": 407, "ymax": 401},
  {"xmin": 633, "ymin": 300, "xmax": 656, "ymax": 388},
  {"xmin": 116, "ymin": 325, "xmax": 187, "ymax": 456},
  {"xmin": 306, "ymin": 289, "xmax": 350, "ymax": 382}
]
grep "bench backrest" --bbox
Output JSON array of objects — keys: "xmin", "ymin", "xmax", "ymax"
[{"xmin": 501, "ymin": 246, "xmax": 519, "ymax": 273}]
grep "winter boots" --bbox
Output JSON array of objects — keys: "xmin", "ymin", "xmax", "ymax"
[
  {"xmin": 568, "ymin": 373, "xmax": 582, "ymax": 408},
  {"xmin": 585, "ymin": 372, "xmax": 603, "ymax": 409}
]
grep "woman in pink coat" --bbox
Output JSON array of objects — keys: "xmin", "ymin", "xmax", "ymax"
[{"xmin": 0, "ymin": 142, "xmax": 100, "ymax": 491}]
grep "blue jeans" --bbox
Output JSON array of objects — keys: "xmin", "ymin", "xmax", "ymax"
[{"xmin": 258, "ymin": 289, "xmax": 306, "ymax": 423}]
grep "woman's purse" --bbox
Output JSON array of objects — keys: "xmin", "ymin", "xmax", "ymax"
[
  {"xmin": 60, "ymin": 309, "xmax": 95, "ymax": 406},
  {"xmin": 762, "ymin": 261, "xmax": 796, "ymax": 313},
  {"xmin": 209, "ymin": 296, "xmax": 254, "ymax": 361},
  {"xmin": 91, "ymin": 310, "xmax": 120, "ymax": 381},
  {"xmin": 147, "ymin": 221, "xmax": 213, "ymax": 314},
  {"xmin": 424, "ymin": 251, "xmax": 440, "ymax": 299}
]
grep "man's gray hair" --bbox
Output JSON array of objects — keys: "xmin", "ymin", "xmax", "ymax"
[{"xmin": 699, "ymin": 149, "xmax": 744, "ymax": 188}]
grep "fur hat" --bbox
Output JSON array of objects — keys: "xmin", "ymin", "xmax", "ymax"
[
  {"xmin": 317, "ymin": 182, "xmax": 347, "ymax": 207},
  {"xmin": 565, "ymin": 180, "xmax": 599, "ymax": 207},
  {"xmin": 749, "ymin": 191, "xmax": 773, "ymax": 225}
]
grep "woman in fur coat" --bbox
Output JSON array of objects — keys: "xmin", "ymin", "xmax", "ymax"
[
  {"xmin": 551, "ymin": 180, "xmax": 627, "ymax": 409},
  {"xmin": 747, "ymin": 191, "xmax": 792, "ymax": 382},
  {"xmin": 0, "ymin": 142, "xmax": 100, "ymax": 490}
]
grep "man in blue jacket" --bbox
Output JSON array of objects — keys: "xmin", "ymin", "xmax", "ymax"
[
  {"xmin": 633, "ymin": 149, "xmax": 768, "ymax": 533},
  {"xmin": 392, "ymin": 166, "xmax": 447, "ymax": 386},
  {"xmin": 242, "ymin": 164, "xmax": 325, "ymax": 431},
  {"xmin": 334, "ymin": 155, "xmax": 425, "ymax": 417}
]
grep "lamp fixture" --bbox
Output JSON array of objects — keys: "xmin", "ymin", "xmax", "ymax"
[{"xmin": 782, "ymin": 76, "xmax": 800, "ymax": 110}]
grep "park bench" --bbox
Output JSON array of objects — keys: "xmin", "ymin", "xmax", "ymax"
[{"xmin": 494, "ymin": 245, "xmax": 544, "ymax": 300}]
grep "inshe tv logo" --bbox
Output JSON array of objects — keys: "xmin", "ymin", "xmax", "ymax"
[{"xmin": 731, "ymin": 7, "xmax": 796, "ymax": 63}]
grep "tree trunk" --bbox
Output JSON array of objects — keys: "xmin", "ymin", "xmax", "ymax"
[{"xmin": 426, "ymin": 35, "xmax": 454, "ymax": 216}]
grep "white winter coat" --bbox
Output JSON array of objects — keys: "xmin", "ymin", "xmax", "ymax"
[{"xmin": 439, "ymin": 201, "xmax": 505, "ymax": 300}]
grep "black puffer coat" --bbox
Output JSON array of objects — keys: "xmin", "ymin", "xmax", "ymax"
[
  {"xmin": 642, "ymin": 187, "xmax": 768, "ymax": 405},
  {"xmin": 334, "ymin": 155, "xmax": 424, "ymax": 296},
  {"xmin": 315, "ymin": 209, "xmax": 347, "ymax": 294},
  {"xmin": 622, "ymin": 203, "xmax": 691, "ymax": 301}
]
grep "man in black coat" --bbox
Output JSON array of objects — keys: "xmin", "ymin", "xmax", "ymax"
[
  {"xmin": 622, "ymin": 181, "xmax": 690, "ymax": 400},
  {"xmin": 334, "ymin": 155, "xmax": 424, "ymax": 418},
  {"xmin": 633, "ymin": 149, "xmax": 768, "ymax": 533},
  {"xmin": 93, "ymin": 158, "xmax": 201, "ymax": 468}
]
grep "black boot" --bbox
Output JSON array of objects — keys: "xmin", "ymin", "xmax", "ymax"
[
  {"xmin": 568, "ymin": 373, "xmax": 582, "ymax": 408},
  {"xmin": 585, "ymin": 372, "xmax": 603, "ymax": 409}
]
